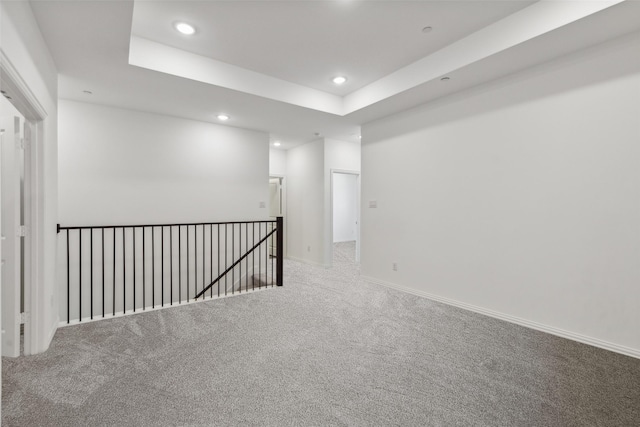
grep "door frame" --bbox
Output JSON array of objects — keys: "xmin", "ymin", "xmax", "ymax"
[
  {"xmin": 329, "ymin": 169, "xmax": 361, "ymax": 265},
  {"xmin": 269, "ymin": 175, "xmax": 286, "ymax": 259},
  {"xmin": 1, "ymin": 49, "xmax": 48, "ymax": 356}
]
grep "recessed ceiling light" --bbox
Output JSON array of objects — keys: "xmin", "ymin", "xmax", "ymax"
[
  {"xmin": 273, "ymin": 141, "xmax": 281, "ymax": 147},
  {"xmin": 175, "ymin": 22, "xmax": 196, "ymax": 35},
  {"xmin": 217, "ymin": 114, "xmax": 229, "ymax": 121},
  {"xmin": 441, "ymin": 77, "xmax": 450, "ymax": 81},
  {"xmin": 332, "ymin": 76, "xmax": 347, "ymax": 85},
  {"xmin": 422, "ymin": 26, "xmax": 433, "ymax": 33}
]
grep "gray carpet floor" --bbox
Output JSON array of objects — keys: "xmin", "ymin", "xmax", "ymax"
[{"xmin": 2, "ymin": 242, "xmax": 640, "ymax": 426}]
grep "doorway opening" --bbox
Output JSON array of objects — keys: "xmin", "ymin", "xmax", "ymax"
[
  {"xmin": 269, "ymin": 176, "xmax": 285, "ymax": 258},
  {"xmin": 331, "ymin": 170, "xmax": 360, "ymax": 266}
]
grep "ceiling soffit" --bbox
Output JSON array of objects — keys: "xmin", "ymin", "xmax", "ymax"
[{"xmin": 129, "ymin": 0, "xmax": 624, "ymax": 116}]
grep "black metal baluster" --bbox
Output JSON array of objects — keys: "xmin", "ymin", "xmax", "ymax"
[
  {"xmin": 161, "ymin": 226, "xmax": 164, "ymax": 307},
  {"xmin": 102, "ymin": 228, "xmax": 105, "ymax": 318},
  {"xmin": 252, "ymin": 223, "xmax": 255, "ymax": 291},
  {"xmin": 170, "ymin": 226, "xmax": 173, "ymax": 305},
  {"xmin": 245, "ymin": 223, "xmax": 248, "ymax": 291},
  {"xmin": 113, "ymin": 227, "xmax": 116, "ymax": 316},
  {"xmin": 66, "ymin": 229, "xmax": 70, "ymax": 323},
  {"xmin": 259, "ymin": 222, "xmax": 262, "ymax": 289},
  {"xmin": 142, "ymin": 227, "xmax": 146, "ymax": 310},
  {"xmin": 133, "ymin": 227, "xmax": 136, "ymax": 313},
  {"xmin": 202, "ymin": 224, "xmax": 205, "ymax": 298},
  {"xmin": 271, "ymin": 221, "xmax": 275, "ymax": 287},
  {"xmin": 239, "ymin": 224, "xmax": 242, "ymax": 293},
  {"xmin": 187, "ymin": 225, "xmax": 190, "ymax": 302},
  {"xmin": 194, "ymin": 225, "xmax": 197, "ymax": 298},
  {"xmin": 123, "ymin": 227, "xmax": 126, "ymax": 314},
  {"xmin": 79, "ymin": 229, "xmax": 82, "ymax": 321},
  {"xmin": 179, "ymin": 226, "xmax": 182, "ymax": 304},
  {"xmin": 210, "ymin": 224, "xmax": 213, "ymax": 298},
  {"xmin": 232, "ymin": 223, "xmax": 235, "ymax": 294},
  {"xmin": 91, "ymin": 229, "xmax": 94, "ymax": 319},
  {"xmin": 195, "ymin": 225, "xmax": 198, "ymax": 299},
  {"xmin": 152, "ymin": 227, "xmax": 155, "ymax": 309},
  {"xmin": 225, "ymin": 224, "xmax": 228, "ymax": 296},
  {"xmin": 217, "ymin": 224, "xmax": 220, "ymax": 297}
]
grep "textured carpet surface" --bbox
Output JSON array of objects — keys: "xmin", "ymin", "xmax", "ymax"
[{"xmin": 3, "ymin": 242, "xmax": 640, "ymax": 426}]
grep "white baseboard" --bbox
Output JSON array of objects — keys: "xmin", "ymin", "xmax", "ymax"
[
  {"xmin": 361, "ymin": 275, "xmax": 640, "ymax": 360},
  {"xmin": 58, "ymin": 287, "xmax": 271, "ymax": 328},
  {"xmin": 48, "ymin": 317, "xmax": 58, "ymax": 342},
  {"xmin": 45, "ymin": 317, "xmax": 58, "ymax": 349},
  {"xmin": 27, "ymin": 316, "xmax": 59, "ymax": 355},
  {"xmin": 287, "ymin": 256, "xmax": 329, "ymax": 268}
]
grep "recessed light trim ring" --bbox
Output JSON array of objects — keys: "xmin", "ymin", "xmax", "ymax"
[
  {"xmin": 175, "ymin": 22, "xmax": 196, "ymax": 35},
  {"xmin": 332, "ymin": 76, "xmax": 347, "ymax": 85}
]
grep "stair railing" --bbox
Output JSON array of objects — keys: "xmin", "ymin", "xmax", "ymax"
[
  {"xmin": 195, "ymin": 216, "xmax": 283, "ymax": 299},
  {"xmin": 57, "ymin": 216, "xmax": 284, "ymax": 324}
]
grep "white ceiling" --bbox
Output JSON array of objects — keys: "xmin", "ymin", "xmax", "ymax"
[
  {"xmin": 30, "ymin": 0, "xmax": 640, "ymax": 149},
  {"xmin": 130, "ymin": 1, "xmax": 534, "ymax": 95}
]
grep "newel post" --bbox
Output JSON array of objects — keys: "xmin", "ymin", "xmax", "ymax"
[{"xmin": 276, "ymin": 216, "xmax": 284, "ymax": 286}]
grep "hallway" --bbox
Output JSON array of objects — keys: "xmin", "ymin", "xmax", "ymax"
[{"xmin": 2, "ymin": 243, "xmax": 639, "ymax": 426}]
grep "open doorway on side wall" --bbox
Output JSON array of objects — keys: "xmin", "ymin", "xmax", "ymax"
[
  {"xmin": 269, "ymin": 176, "xmax": 285, "ymax": 258},
  {"xmin": 1, "ymin": 93, "xmax": 30, "ymax": 357},
  {"xmin": 331, "ymin": 171, "xmax": 360, "ymax": 265},
  {"xmin": 269, "ymin": 177, "xmax": 283, "ymax": 218}
]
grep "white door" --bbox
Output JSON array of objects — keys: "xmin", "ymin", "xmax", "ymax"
[{"xmin": 1, "ymin": 116, "xmax": 23, "ymax": 357}]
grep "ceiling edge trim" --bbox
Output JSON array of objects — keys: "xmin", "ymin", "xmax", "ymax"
[
  {"xmin": 128, "ymin": 36, "xmax": 345, "ymax": 116},
  {"xmin": 342, "ymin": 0, "xmax": 625, "ymax": 115}
]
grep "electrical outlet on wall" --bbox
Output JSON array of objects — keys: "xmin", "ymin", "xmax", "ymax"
[
  {"xmin": 392, "ymin": 262, "xmax": 398, "ymax": 271},
  {"xmin": 307, "ymin": 246, "xmax": 311, "ymax": 252},
  {"xmin": 259, "ymin": 201, "xmax": 266, "ymax": 208}
]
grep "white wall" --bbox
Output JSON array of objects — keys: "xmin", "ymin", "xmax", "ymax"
[
  {"xmin": 286, "ymin": 140, "xmax": 324, "ymax": 265},
  {"xmin": 269, "ymin": 148, "xmax": 286, "ymax": 176},
  {"xmin": 324, "ymin": 138, "xmax": 361, "ymax": 172},
  {"xmin": 333, "ymin": 173, "xmax": 358, "ymax": 242},
  {"xmin": 58, "ymin": 101, "xmax": 271, "ymax": 322},
  {"xmin": 1, "ymin": 0, "xmax": 59, "ymax": 354},
  {"xmin": 59, "ymin": 100, "xmax": 269, "ymax": 225},
  {"xmin": 361, "ymin": 33, "xmax": 640, "ymax": 357},
  {"xmin": 286, "ymin": 138, "xmax": 360, "ymax": 265}
]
